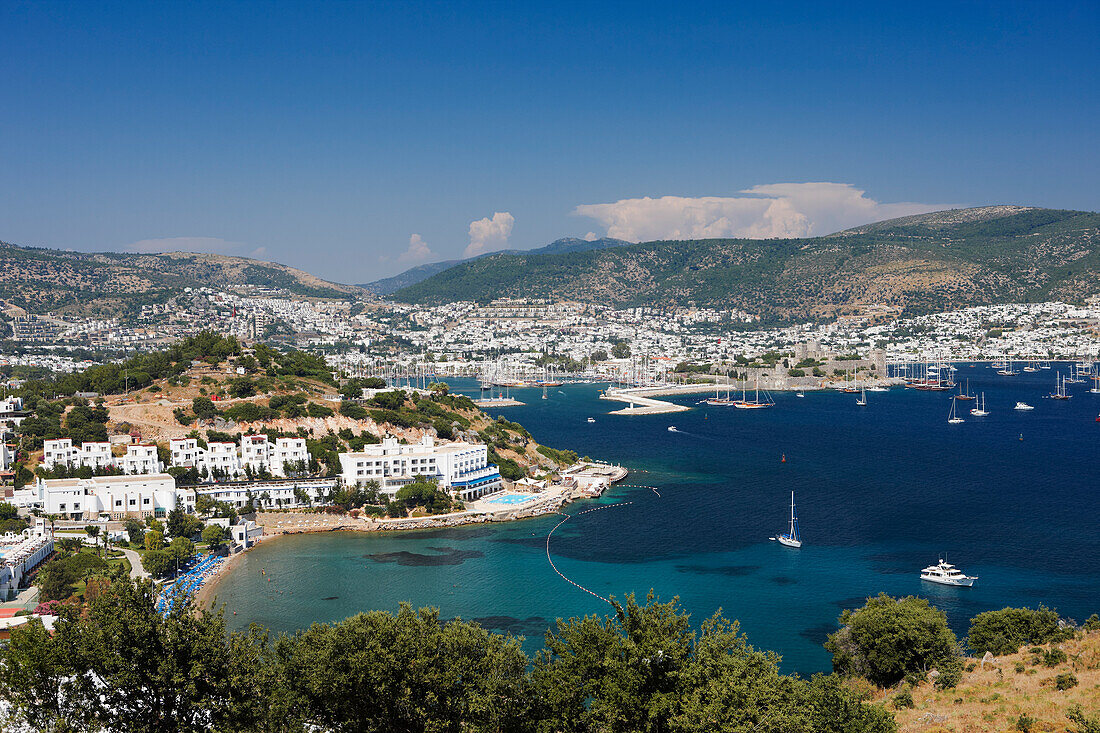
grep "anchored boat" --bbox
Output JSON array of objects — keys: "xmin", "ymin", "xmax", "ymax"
[
  {"xmin": 920, "ymin": 558, "xmax": 977, "ymax": 587},
  {"xmin": 774, "ymin": 491, "xmax": 802, "ymax": 548}
]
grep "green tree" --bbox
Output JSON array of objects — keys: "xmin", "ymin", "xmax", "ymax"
[
  {"xmin": 611, "ymin": 341, "xmax": 631, "ymax": 359},
  {"xmin": 201, "ymin": 524, "xmax": 226, "ymax": 552},
  {"xmin": 0, "ymin": 577, "xmax": 269, "ymax": 732},
  {"xmin": 84, "ymin": 524, "xmax": 101, "ymax": 555},
  {"xmin": 274, "ymin": 604, "xmax": 530, "ymax": 733},
  {"xmin": 168, "ymin": 536, "xmax": 196, "ymax": 564},
  {"xmin": 124, "ymin": 518, "xmax": 146, "ymax": 545},
  {"xmin": 142, "ymin": 549, "xmax": 173, "ymax": 578},
  {"xmin": 825, "ymin": 593, "xmax": 962, "ymax": 688},
  {"xmin": 144, "ymin": 530, "xmax": 165, "ymax": 552},
  {"xmin": 192, "ymin": 396, "xmax": 219, "ymax": 420},
  {"xmin": 967, "ymin": 606, "xmax": 1074, "ymax": 656}
]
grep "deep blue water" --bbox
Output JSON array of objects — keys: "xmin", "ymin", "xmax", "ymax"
[{"xmin": 217, "ymin": 364, "xmax": 1100, "ymax": 674}]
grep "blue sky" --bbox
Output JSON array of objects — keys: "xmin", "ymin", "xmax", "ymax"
[{"xmin": 2, "ymin": 1, "xmax": 1097, "ymax": 282}]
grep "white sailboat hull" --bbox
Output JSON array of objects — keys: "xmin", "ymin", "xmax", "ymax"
[{"xmin": 776, "ymin": 535, "xmax": 802, "ymax": 548}]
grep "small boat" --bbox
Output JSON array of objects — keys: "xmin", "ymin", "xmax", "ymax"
[
  {"xmin": 969, "ymin": 392, "xmax": 989, "ymax": 416},
  {"xmin": 774, "ymin": 491, "xmax": 802, "ymax": 548},
  {"xmin": 796, "ymin": 392, "xmax": 805, "ymax": 398},
  {"xmin": 856, "ymin": 387, "xmax": 866, "ymax": 407},
  {"xmin": 667, "ymin": 426, "xmax": 679, "ymax": 433},
  {"xmin": 948, "ymin": 399, "xmax": 965, "ymax": 424},
  {"xmin": 586, "ymin": 417, "xmax": 596, "ymax": 423},
  {"xmin": 1014, "ymin": 402, "xmax": 1034, "ymax": 411},
  {"xmin": 920, "ymin": 558, "xmax": 977, "ymax": 587},
  {"xmin": 867, "ymin": 385, "xmax": 888, "ymax": 392}
]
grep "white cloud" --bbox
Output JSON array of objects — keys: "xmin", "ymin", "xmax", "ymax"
[
  {"xmin": 584, "ymin": 231, "xmax": 598, "ymax": 241},
  {"xmin": 465, "ymin": 212, "xmax": 514, "ymax": 257},
  {"xmin": 399, "ymin": 233, "xmax": 435, "ymax": 263},
  {"xmin": 573, "ymin": 183, "xmax": 953, "ymax": 242},
  {"xmin": 123, "ymin": 236, "xmax": 249, "ymax": 255}
]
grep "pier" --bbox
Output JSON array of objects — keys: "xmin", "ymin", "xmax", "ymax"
[{"xmin": 600, "ymin": 387, "xmax": 691, "ymax": 415}]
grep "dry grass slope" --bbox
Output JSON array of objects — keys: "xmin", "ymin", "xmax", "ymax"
[{"xmin": 891, "ymin": 629, "xmax": 1100, "ymax": 732}]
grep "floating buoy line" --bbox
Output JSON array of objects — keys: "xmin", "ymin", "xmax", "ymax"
[
  {"xmin": 617, "ymin": 483, "xmax": 662, "ymax": 498},
  {"xmin": 545, "ymin": 502, "xmax": 636, "ymax": 605}
]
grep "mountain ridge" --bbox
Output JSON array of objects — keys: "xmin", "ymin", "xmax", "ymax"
[
  {"xmin": 359, "ymin": 236, "xmax": 630, "ymax": 294},
  {"xmin": 388, "ymin": 206, "xmax": 1100, "ymax": 320}
]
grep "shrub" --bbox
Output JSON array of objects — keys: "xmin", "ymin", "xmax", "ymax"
[
  {"xmin": 1042, "ymin": 648, "xmax": 1067, "ymax": 667},
  {"xmin": 1084, "ymin": 614, "xmax": 1100, "ymax": 631},
  {"xmin": 825, "ymin": 593, "xmax": 963, "ymax": 688},
  {"xmin": 892, "ymin": 686, "xmax": 915, "ymax": 709},
  {"xmin": 968, "ymin": 606, "xmax": 1073, "ymax": 656},
  {"xmin": 1016, "ymin": 712, "xmax": 1036, "ymax": 732},
  {"xmin": 1055, "ymin": 672, "xmax": 1078, "ymax": 691}
]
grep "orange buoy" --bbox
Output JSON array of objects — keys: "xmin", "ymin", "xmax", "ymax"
[{"xmin": 781, "ymin": 454, "xmax": 786, "ymax": 463}]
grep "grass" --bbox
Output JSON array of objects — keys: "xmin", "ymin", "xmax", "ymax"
[{"xmin": 890, "ymin": 629, "xmax": 1100, "ymax": 732}]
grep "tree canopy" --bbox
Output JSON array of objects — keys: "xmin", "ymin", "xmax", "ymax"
[{"xmin": 825, "ymin": 594, "xmax": 962, "ymax": 689}]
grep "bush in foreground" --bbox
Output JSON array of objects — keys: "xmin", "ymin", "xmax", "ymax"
[{"xmin": 0, "ymin": 581, "xmax": 896, "ymax": 733}]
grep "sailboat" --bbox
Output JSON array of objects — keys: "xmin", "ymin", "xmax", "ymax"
[
  {"xmin": 705, "ymin": 373, "xmax": 735, "ymax": 406},
  {"xmin": 856, "ymin": 387, "xmax": 867, "ymax": 406},
  {"xmin": 997, "ymin": 358, "xmax": 1018, "ymax": 376},
  {"xmin": 775, "ymin": 491, "xmax": 802, "ymax": 548},
  {"xmin": 733, "ymin": 377, "xmax": 774, "ymax": 409},
  {"xmin": 955, "ymin": 379, "xmax": 975, "ymax": 401},
  {"xmin": 1050, "ymin": 372, "xmax": 1071, "ymax": 400},
  {"xmin": 948, "ymin": 398, "xmax": 965, "ymax": 424},
  {"xmin": 969, "ymin": 392, "xmax": 989, "ymax": 416}
]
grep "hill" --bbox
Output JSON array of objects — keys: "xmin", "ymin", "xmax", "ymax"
[
  {"xmin": 390, "ymin": 207, "xmax": 1100, "ymax": 320},
  {"xmin": 360, "ymin": 236, "xmax": 630, "ymax": 295},
  {"xmin": 892, "ymin": 628, "xmax": 1099, "ymax": 732},
  {"xmin": 0, "ymin": 241, "xmax": 365, "ymax": 317}
]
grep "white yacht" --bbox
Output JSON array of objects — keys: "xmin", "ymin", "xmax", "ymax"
[
  {"xmin": 920, "ymin": 558, "xmax": 977, "ymax": 587},
  {"xmin": 947, "ymin": 399, "xmax": 965, "ymax": 424},
  {"xmin": 667, "ymin": 426, "xmax": 679, "ymax": 432},
  {"xmin": 586, "ymin": 417, "xmax": 596, "ymax": 423},
  {"xmin": 969, "ymin": 392, "xmax": 989, "ymax": 416},
  {"xmin": 1014, "ymin": 402, "xmax": 1034, "ymax": 411}
]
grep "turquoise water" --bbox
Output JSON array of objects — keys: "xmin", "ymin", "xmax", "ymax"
[{"xmin": 216, "ymin": 365, "xmax": 1100, "ymax": 674}]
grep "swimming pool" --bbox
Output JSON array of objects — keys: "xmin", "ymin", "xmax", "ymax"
[{"xmin": 484, "ymin": 493, "xmax": 534, "ymax": 506}]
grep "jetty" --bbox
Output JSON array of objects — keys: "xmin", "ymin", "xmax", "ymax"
[
  {"xmin": 600, "ymin": 387, "xmax": 690, "ymax": 415},
  {"xmin": 474, "ymin": 397, "xmax": 525, "ymax": 407}
]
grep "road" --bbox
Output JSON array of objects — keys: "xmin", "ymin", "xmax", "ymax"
[{"xmin": 119, "ymin": 548, "xmax": 149, "ymax": 579}]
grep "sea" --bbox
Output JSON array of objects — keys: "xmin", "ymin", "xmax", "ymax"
[{"xmin": 216, "ymin": 364, "xmax": 1100, "ymax": 675}]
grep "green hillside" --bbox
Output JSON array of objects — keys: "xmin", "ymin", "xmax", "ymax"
[
  {"xmin": 0, "ymin": 242, "xmax": 365, "ymax": 317},
  {"xmin": 391, "ymin": 206, "xmax": 1100, "ymax": 320}
]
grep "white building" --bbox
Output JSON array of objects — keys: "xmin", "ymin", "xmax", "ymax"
[
  {"xmin": 0, "ymin": 524, "xmax": 54, "ymax": 597},
  {"xmin": 120, "ymin": 444, "xmax": 162, "ymax": 475},
  {"xmin": 42, "ymin": 438, "xmax": 79, "ymax": 470},
  {"xmin": 339, "ymin": 436, "xmax": 501, "ymax": 502},
  {"xmin": 27, "ymin": 474, "xmax": 194, "ymax": 521},
  {"xmin": 272, "ymin": 437, "xmax": 308, "ymax": 476},
  {"xmin": 205, "ymin": 442, "xmax": 242, "ymax": 477},
  {"xmin": 170, "ymin": 438, "xmax": 203, "ymax": 468},
  {"xmin": 230, "ymin": 520, "xmax": 263, "ymax": 550},
  {"xmin": 240, "ymin": 434, "xmax": 270, "ymax": 474},
  {"xmin": 196, "ymin": 478, "xmax": 334, "ymax": 510},
  {"xmin": 79, "ymin": 441, "xmax": 114, "ymax": 470},
  {"xmin": 0, "ymin": 441, "xmax": 12, "ymax": 471}
]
